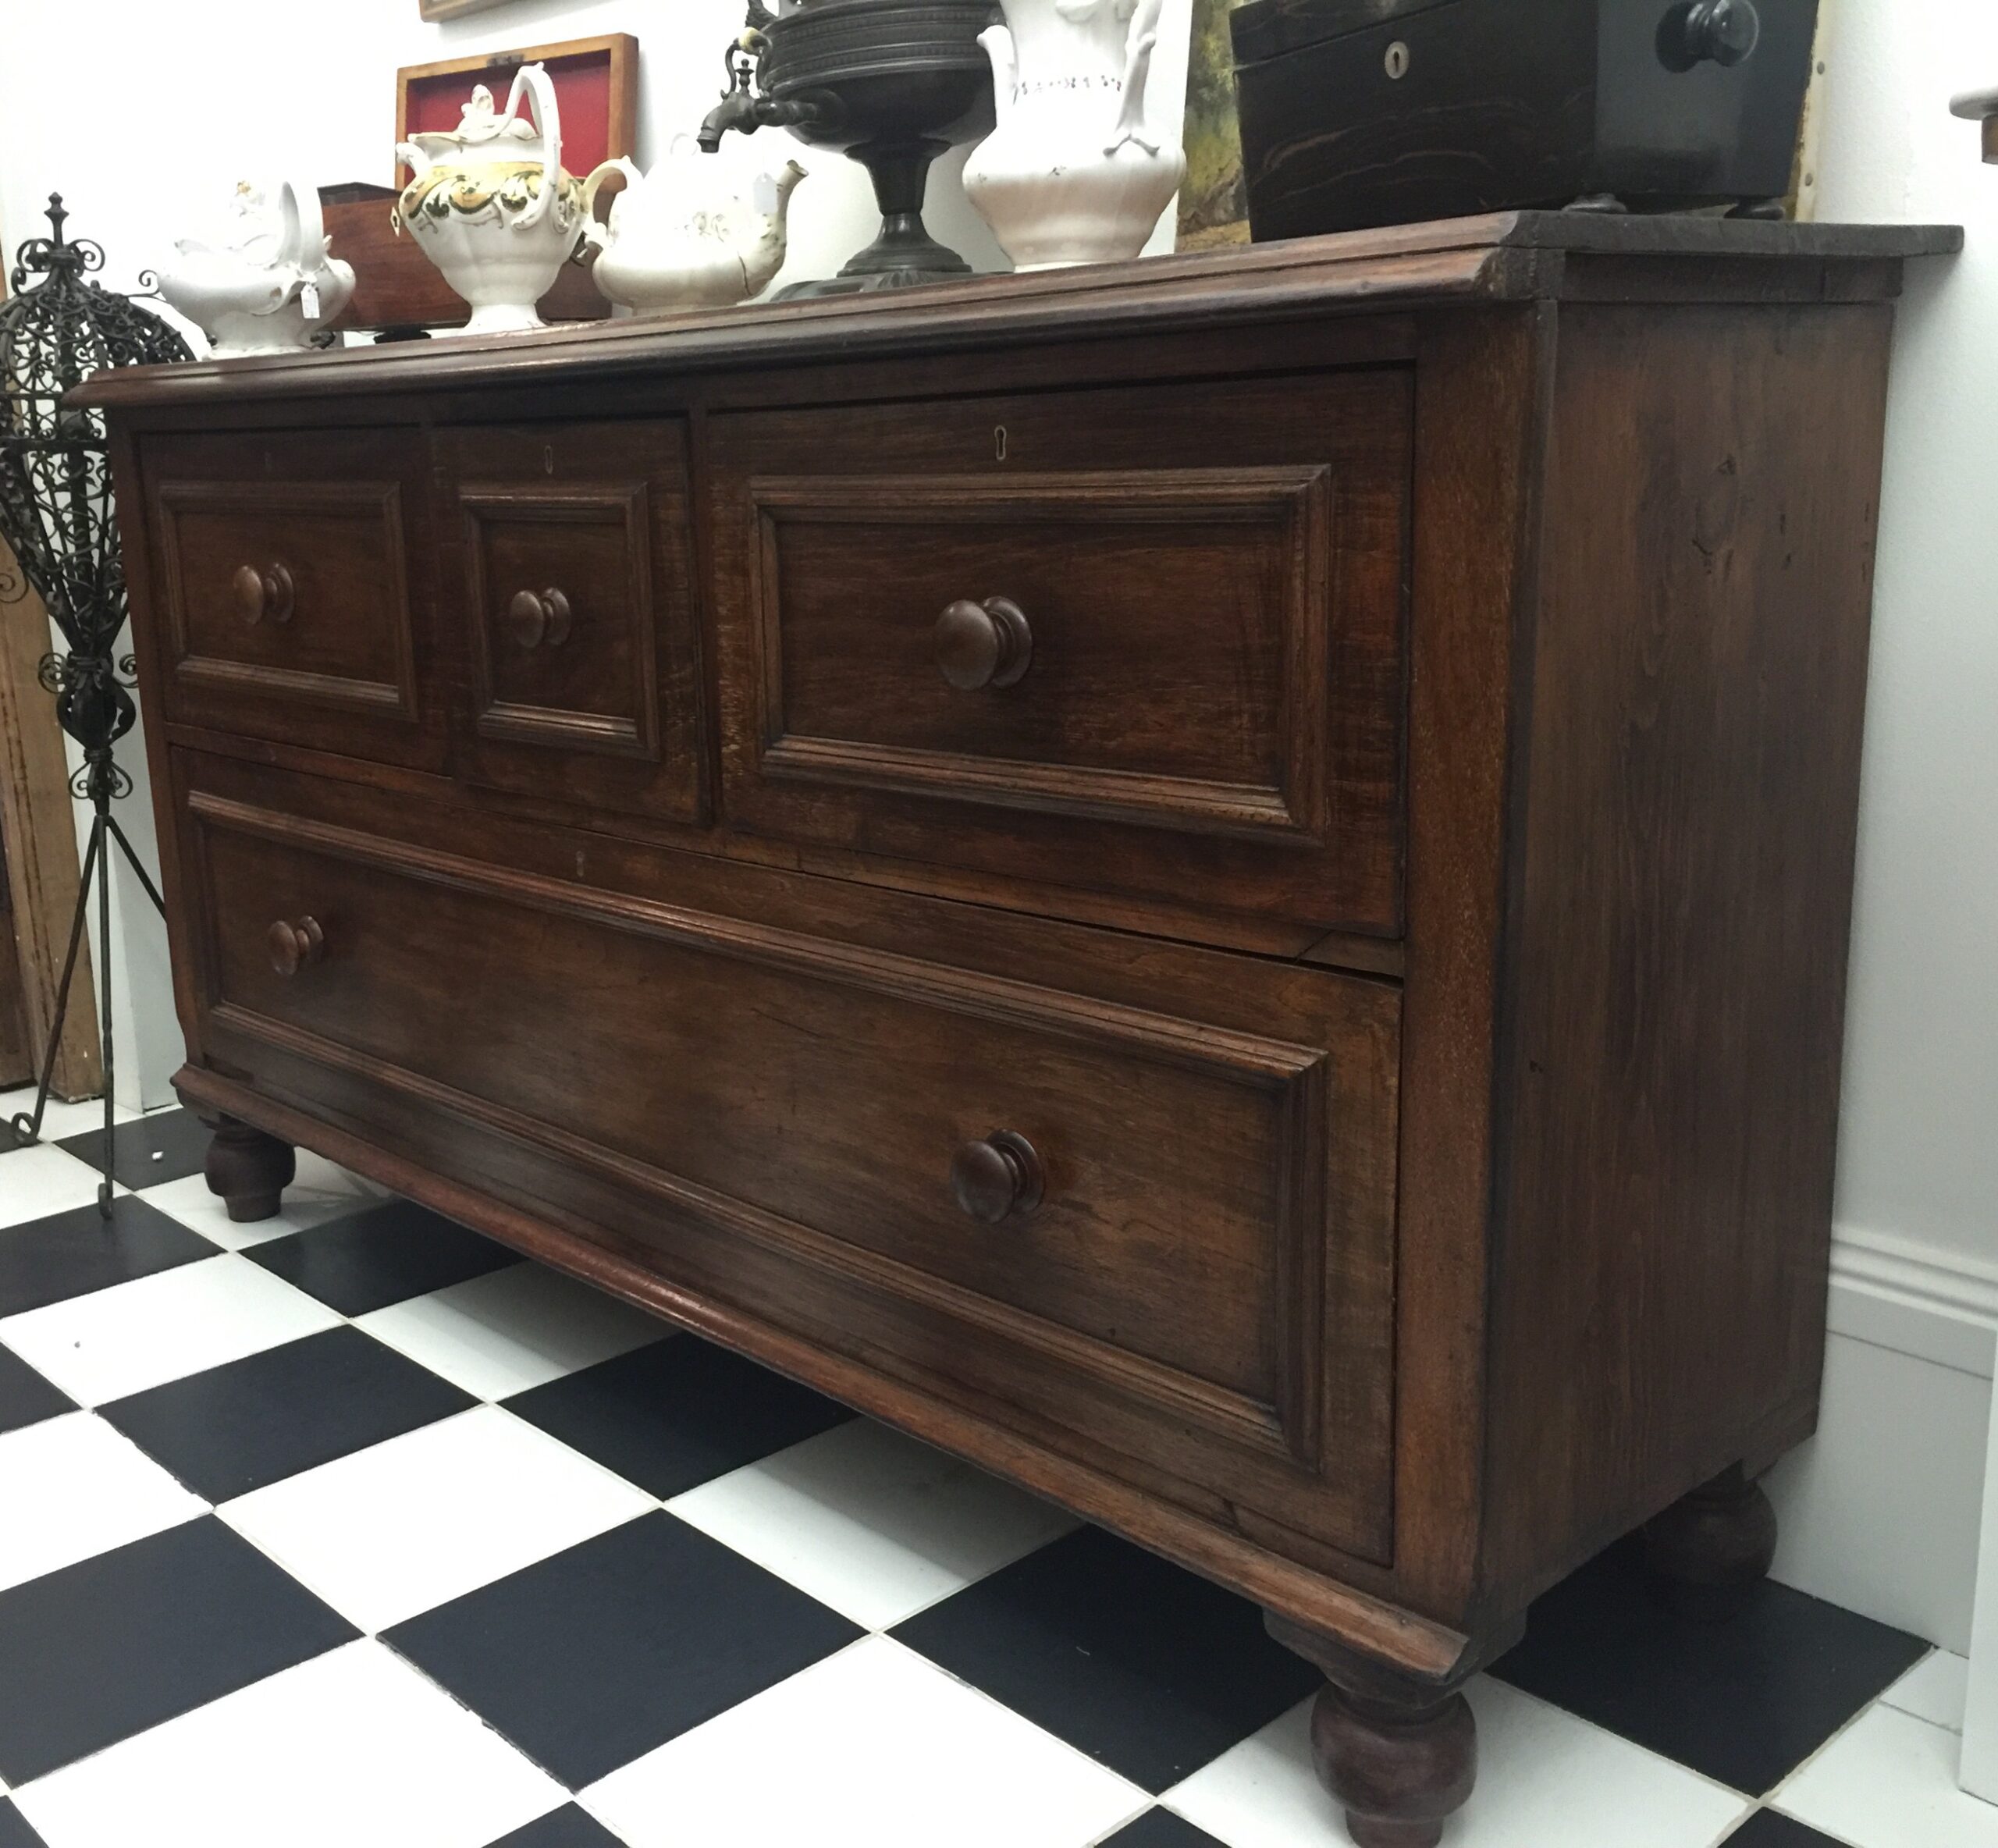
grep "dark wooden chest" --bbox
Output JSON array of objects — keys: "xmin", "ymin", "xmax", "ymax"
[{"xmin": 1232, "ymin": 0, "xmax": 1821, "ymax": 240}]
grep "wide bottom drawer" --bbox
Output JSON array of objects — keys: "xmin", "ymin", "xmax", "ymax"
[{"xmin": 180, "ymin": 768, "xmax": 1400, "ymax": 1563}]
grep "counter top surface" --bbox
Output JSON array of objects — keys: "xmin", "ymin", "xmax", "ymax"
[{"xmin": 74, "ymin": 211, "xmax": 1961, "ymax": 413}]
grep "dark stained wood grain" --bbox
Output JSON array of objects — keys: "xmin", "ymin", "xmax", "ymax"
[
  {"xmin": 1479, "ymin": 302, "xmax": 1897, "ymax": 1605},
  {"xmin": 178, "ymin": 758, "xmax": 1401, "ymax": 1565},
  {"xmin": 70, "ymin": 215, "xmax": 1957, "ymax": 419},
  {"xmin": 709, "ymin": 370, "xmax": 1411, "ymax": 933},
  {"xmin": 90, "ymin": 223, "xmax": 1945, "ymax": 1837},
  {"xmin": 139, "ymin": 427, "xmax": 444, "ymax": 773},
  {"xmin": 437, "ymin": 419, "xmax": 709, "ymax": 825}
]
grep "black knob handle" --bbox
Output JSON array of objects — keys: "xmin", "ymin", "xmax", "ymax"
[
  {"xmin": 233, "ymin": 562, "xmax": 294, "ymax": 627},
  {"xmin": 950, "ymin": 1130, "xmax": 1044, "ymax": 1224},
  {"xmin": 267, "ymin": 915, "xmax": 325, "ymax": 978},
  {"xmin": 1659, "ymin": 0, "xmax": 1761, "ymax": 72},
  {"xmin": 507, "ymin": 588, "xmax": 573, "ymax": 650},
  {"xmin": 935, "ymin": 596, "xmax": 1033, "ymax": 691}
]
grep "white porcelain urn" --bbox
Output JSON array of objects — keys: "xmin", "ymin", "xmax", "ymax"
[
  {"xmin": 396, "ymin": 62, "xmax": 597, "ymax": 336},
  {"xmin": 157, "ymin": 181, "xmax": 355, "ymax": 357},
  {"xmin": 587, "ymin": 137, "xmax": 807, "ymax": 315},
  {"xmin": 963, "ymin": 0, "xmax": 1187, "ymax": 271}
]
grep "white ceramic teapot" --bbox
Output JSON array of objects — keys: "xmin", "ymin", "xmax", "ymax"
[
  {"xmin": 395, "ymin": 63, "xmax": 592, "ymax": 335},
  {"xmin": 157, "ymin": 180, "xmax": 355, "ymax": 357},
  {"xmin": 963, "ymin": 0, "xmax": 1187, "ymax": 270},
  {"xmin": 586, "ymin": 137, "xmax": 807, "ymax": 315}
]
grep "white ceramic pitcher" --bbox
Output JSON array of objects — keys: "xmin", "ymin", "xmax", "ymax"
[{"xmin": 963, "ymin": 0, "xmax": 1187, "ymax": 271}]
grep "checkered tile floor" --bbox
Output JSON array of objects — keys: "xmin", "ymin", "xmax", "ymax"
[{"xmin": 1, "ymin": 1091, "xmax": 1992, "ymax": 1848}]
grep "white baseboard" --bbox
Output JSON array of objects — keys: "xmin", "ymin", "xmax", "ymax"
[{"xmin": 1766, "ymin": 1224, "xmax": 1998, "ymax": 1655}]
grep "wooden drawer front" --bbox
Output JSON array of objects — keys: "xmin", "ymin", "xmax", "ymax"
[
  {"xmin": 144, "ymin": 429, "xmax": 438, "ymax": 767},
  {"xmin": 185, "ymin": 784, "xmax": 1399, "ymax": 1558},
  {"xmin": 711, "ymin": 371, "xmax": 1411, "ymax": 934},
  {"xmin": 439, "ymin": 422, "xmax": 706, "ymax": 825}
]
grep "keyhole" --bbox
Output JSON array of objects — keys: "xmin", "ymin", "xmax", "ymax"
[
  {"xmin": 543, "ymin": 445, "xmax": 556, "ymax": 476},
  {"xmin": 1385, "ymin": 41, "xmax": 1411, "ymax": 79},
  {"xmin": 994, "ymin": 425, "xmax": 1008, "ymax": 464}
]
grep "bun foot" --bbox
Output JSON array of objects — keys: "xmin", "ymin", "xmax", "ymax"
[
  {"xmin": 1313, "ymin": 1682, "xmax": 1477, "ymax": 1848},
  {"xmin": 1267, "ymin": 1614, "xmax": 1490, "ymax": 1846},
  {"xmin": 1644, "ymin": 1463, "xmax": 1778, "ymax": 1622},
  {"xmin": 203, "ymin": 1116, "xmax": 296, "ymax": 1223}
]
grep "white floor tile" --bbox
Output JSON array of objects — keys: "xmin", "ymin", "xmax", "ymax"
[
  {"xmin": 0, "ymin": 1091, "xmax": 138, "ymax": 1143},
  {"xmin": 0, "ymin": 1253, "xmax": 340, "ymax": 1405},
  {"xmin": 1885, "ymin": 1651, "xmax": 1972, "ymax": 1732},
  {"xmin": 1162, "ymin": 1679, "xmax": 1750, "ymax": 1848},
  {"xmin": 12, "ymin": 1639, "xmax": 564, "ymax": 1848},
  {"xmin": 667, "ymin": 1416, "xmax": 1079, "ymax": 1629},
  {"xmin": 354, "ymin": 1260, "xmax": 667, "ymax": 1401},
  {"xmin": 218, "ymin": 1404, "xmax": 653, "ymax": 1633},
  {"xmin": 135, "ymin": 1151, "xmax": 377, "ymax": 1252},
  {"xmin": 1777, "ymin": 1701, "xmax": 1998, "ymax": 1848},
  {"xmin": 0, "ymin": 1412, "xmax": 205, "ymax": 1592},
  {"xmin": 0, "ymin": 1145, "xmax": 112, "ymax": 1229},
  {"xmin": 582, "ymin": 1633, "xmax": 1143, "ymax": 1848}
]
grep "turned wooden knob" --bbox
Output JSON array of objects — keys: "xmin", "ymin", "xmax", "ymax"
[
  {"xmin": 266, "ymin": 915, "xmax": 325, "ymax": 978},
  {"xmin": 935, "ymin": 596, "xmax": 1032, "ymax": 691},
  {"xmin": 950, "ymin": 1130, "xmax": 1043, "ymax": 1224},
  {"xmin": 233, "ymin": 561, "xmax": 294, "ymax": 626},
  {"xmin": 507, "ymin": 587, "xmax": 573, "ymax": 650}
]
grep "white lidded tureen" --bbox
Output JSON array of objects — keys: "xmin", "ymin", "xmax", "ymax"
[
  {"xmin": 964, "ymin": 0, "xmax": 1187, "ymax": 271},
  {"xmin": 395, "ymin": 62, "xmax": 599, "ymax": 336},
  {"xmin": 157, "ymin": 180, "xmax": 355, "ymax": 357},
  {"xmin": 586, "ymin": 137, "xmax": 807, "ymax": 315}
]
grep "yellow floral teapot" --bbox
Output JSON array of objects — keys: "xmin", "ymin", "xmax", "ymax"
[{"xmin": 395, "ymin": 62, "xmax": 606, "ymax": 335}]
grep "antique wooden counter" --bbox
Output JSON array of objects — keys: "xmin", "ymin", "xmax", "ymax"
[{"xmin": 76, "ymin": 212, "xmax": 1958, "ymax": 1846}]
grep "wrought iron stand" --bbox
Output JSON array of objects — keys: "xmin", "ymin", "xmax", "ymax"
[{"xmin": 0, "ymin": 196, "xmax": 190, "ymax": 1211}]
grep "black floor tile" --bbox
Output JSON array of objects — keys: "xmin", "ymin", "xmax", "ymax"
[
  {"xmin": 57, "ymin": 1107, "xmax": 212, "ymax": 1189},
  {"xmin": 0, "ymin": 1799, "xmax": 48, "ymax": 1848},
  {"xmin": 891, "ymin": 1524, "xmax": 1322, "ymax": 1793},
  {"xmin": 386, "ymin": 1510, "xmax": 861, "ymax": 1789},
  {"xmin": 1101, "ymin": 1809, "xmax": 1232, "ymax": 1848},
  {"xmin": 1722, "ymin": 1812, "xmax": 1851, "ymax": 1847},
  {"xmin": 484, "ymin": 1806, "xmax": 627, "ymax": 1848},
  {"xmin": 504, "ymin": 1334, "xmax": 853, "ymax": 1498},
  {"xmin": 0, "ymin": 1516, "xmax": 357, "ymax": 1786},
  {"xmin": 0, "ymin": 1342, "xmax": 73, "ymax": 1436},
  {"xmin": 0, "ymin": 1195, "xmax": 216, "ymax": 1317},
  {"xmin": 1491, "ymin": 1535, "xmax": 1929, "ymax": 1795},
  {"xmin": 245, "ymin": 1198, "xmax": 520, "ymax": 1316},
  {"xmin": 100, "ymin": 1325, "xmax": 476, "ymax": 1501}
]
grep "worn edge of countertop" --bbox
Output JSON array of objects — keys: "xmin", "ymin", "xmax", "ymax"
[{"xmin": 72, "ymin": 210, "xmax": 1963, "ymax": 411}]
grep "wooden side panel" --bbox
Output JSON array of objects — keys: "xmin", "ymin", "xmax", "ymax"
[
  {"xmin": 0, "ymin": 547, "xmax": 100, "ymax": 1099},
  {"xmin": 1481, "ymin": 302, "xmax": 1894, "ymax": 1603}
]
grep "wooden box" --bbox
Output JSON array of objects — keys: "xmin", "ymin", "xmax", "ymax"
[
  {"xmin": 322, "ymin": 34, "xmax": 637, "ymax": 336},
  {"xmin": 1231, "ymin": 0, "xmax": 1818, "ymax": 240}
]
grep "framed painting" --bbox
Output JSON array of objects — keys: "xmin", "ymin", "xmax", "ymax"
[{"xmin": 419, "ymin": 0, "xmax": 519, "ymax": 20}]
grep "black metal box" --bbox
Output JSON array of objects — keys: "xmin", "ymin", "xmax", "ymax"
[{"xmin": 1231, "ymin": 0, "xmax": 1819, "ymax": 240}]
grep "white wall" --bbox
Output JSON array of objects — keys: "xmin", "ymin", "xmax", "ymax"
[
  {"xmin": 2, "ymin": 0, "xmax": 1995, "ymax": 1643},
  {"xmin": 1758, "ymin": 0, "xmax": 1998, "ymax": 1652}
]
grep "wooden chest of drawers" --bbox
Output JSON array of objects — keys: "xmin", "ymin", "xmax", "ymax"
[{"xmin": 82, "ymin": 213, "xmax": 1955, "ymax": 1846}]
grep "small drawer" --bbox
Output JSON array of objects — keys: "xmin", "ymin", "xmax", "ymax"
[
  {"xmin": 141, "ymin": 428, "xmax": 441, "ymax": 769},
  {"xmin": 709, "ymin": 369, "xmax": 1411, "ymax": 936},
  {"xmin": 182, "ymin": 769, "xmax": 1400, "ymax": 1562},
  {"xmin": 437, "ymin": 421, "xmax": 706, "ymax": 826}
]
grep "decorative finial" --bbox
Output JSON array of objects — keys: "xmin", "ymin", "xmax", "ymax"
[{"xmin": 44, "ymin": 194, "xmax": 67, "ymax": 244}]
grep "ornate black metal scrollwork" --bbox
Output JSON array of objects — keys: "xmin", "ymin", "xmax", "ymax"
[{"xmin": 0, "ymin": 194, "xmax": 191, "ymax": 1203}]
